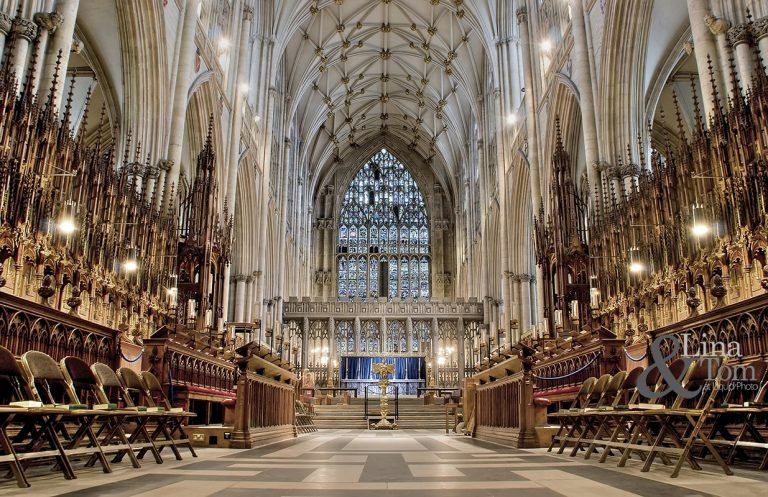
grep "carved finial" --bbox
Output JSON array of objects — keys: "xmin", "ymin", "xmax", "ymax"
[
  {"xmin": 706, "ymin": 54, "xmax": 722, "ymax": 119},
  {"xmin": 671, "ymin": 89, "xmax": 687, "ymax": 138},
  {"xmin": 61, "ymin": 70, "xmax": 77, "ymax": 131},
  {"xmin": 94, "ymin": 103, "xmax": 107, "ymax": 152},
  {"xmin": 205, "ymin": 113, "xmax": 214, "ymax": 149},
  {"xmin": 77, "ymin": 84, "xmax": 94, "ymax": 144},
  {"xmin": 21, "ymin": 23, "xmax": 43, "ymax": 101},
  {"xmin": 726, "ymin": 42, "xmax": 743, "ymax": 109},
  {"xmin": 122, "ymin": 129, "xmax": 133, "ymax": 169},
  {"xmin": 686, "ymin": 76, "xmax": 702, "ymax": 133},
  {"xmin": 554, "ymin": 116, "xmax": 564, "ymax": 153},
  {"xmin": 45, "ymin": 49, "xmax": 64, "ymax": 115}
]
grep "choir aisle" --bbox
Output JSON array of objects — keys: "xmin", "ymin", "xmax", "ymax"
[{"xmin": 3, "ymin": 430, "xmax": 767, "ymax": 497}]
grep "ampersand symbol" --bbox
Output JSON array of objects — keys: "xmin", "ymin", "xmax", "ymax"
[{"xmin": 637, "ymin": 335, "xmax": 699, "ymax": 400}]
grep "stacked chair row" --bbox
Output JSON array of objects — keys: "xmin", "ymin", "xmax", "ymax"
[
  {"xmin": 0, "ymin": 345, "xmax": 197, "ymax": 488},
  {"xmin": 547, "ymin": 357, "xmax": 768, "ymax": 478}
]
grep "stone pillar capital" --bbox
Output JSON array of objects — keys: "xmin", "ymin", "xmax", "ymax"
[
  {"xmin": 243, "ymin": 6, "xmax": 254, "ymax": 22},
  {"xmin": 728, "ymin": 23, "xmax": 752, "ymax": 46},
  {"xmin": 515, "ymin": 7, "xmax": 528, "ymax": 25},
  {"xmin": 13, "ymin": 17, "xmax": 38, "ymax": 41},
  {"xmin": 754, "ymin": 17, "xmax": 768, "ymax": 41}
]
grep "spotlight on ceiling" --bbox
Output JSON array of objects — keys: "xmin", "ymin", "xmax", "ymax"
[
  {"xmin": 540, "ymin": 38, "xmax": 553, "ymax": 52},
  {"xmin": 506, "ymin": 113, "xmax": 518, "ymax": 125}
]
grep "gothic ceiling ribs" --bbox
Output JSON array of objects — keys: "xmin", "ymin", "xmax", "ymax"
[{"xmin": 282, "ymin": 0, "xmax": 487, "ymax": 180}]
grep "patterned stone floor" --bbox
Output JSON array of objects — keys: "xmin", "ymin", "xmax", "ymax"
[{"xmin": 2, "ymin": 429, "xmax": 768, "ymax": 497}]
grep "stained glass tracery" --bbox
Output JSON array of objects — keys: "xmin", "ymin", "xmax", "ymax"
[{"xmin": 337, "ymin": 149, "xmax": 431, "ymax": 299}]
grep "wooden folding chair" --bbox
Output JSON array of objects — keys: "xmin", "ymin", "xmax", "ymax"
[
  {"xmin": 60, "ymin": 357, "xmax": 141, "ymax": 469},
  {"xmin": 91, "ymin": 363, "xmax": 163, "ymax": 465},
  {"xmin": 117, "ymin": 368, "xmax": 193, "ymax": 461},
  {"xmin": 597, "ymin": 362, "xmax": 676, "ymax": 466},
  {"xmin": 20, "ymin": 350, "xmax": 112, "ymax": 476},
  {"xmin": 557, "ymin": 374, "xmax": 612, "ymax": 455},
  {"xmin": 140, "ymin": 371, "xmax": 197, "ymax": 458},
  {"xmin": 707, "ymin": 361, "xmax": 768, "ymax": 469},
  {"xmin": 0, "ymin": 345, "xmax": 75, "ymax": 487},
  {"xmin": 569, "ymin": 371, "xmax": 628, "ymax": 457},
  {"xmin": 547, "ymin": 376, "xmax": 597, "ymax": 452},
  {"xmin": 584, "ymin": 367, "xmax": 642, "ymax": 460},
  {"xmin": 626, "ymin": 357, "xmax": 732, "ymax": 477}
]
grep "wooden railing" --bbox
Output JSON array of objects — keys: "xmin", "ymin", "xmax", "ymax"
[
  {"xmin": 231, "ymin": 344, "xmax": 298, "ymax": 448},
  {"xmin": 142, "ymin": 334, "xmax": 237, "ymax": 425},
  {"xmin": 468, "ymin": 356, "xmax": 537, "ymax": 448},
  {"xmin": 0, "ymin": 292, "xmax": 119, "ymax": 368}
]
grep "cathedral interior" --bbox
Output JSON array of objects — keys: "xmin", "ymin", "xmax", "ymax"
[{"xmin": 2, "ymin": 0, "xmax": 768, "ymax": 496}]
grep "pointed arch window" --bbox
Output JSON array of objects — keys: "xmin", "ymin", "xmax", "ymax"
[{"xmin": 337, "ymin": 149, "xmax": 430, "ymax": 299}]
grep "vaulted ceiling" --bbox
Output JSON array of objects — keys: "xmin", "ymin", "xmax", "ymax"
[{"xmin": 278, "ymin": 0, "xmax": 492, "ymax": 190}]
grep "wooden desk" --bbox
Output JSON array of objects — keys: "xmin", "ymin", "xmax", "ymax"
[
  {"xmin": 316, "ymin": 387, "xmax": 358, "ymax": 398},
  {"xmin": 418, "ymin": 387, "xmax": 460, "ymax": 398},
  {"xmin": 445, "ymin": 403, "xmax": 463, "ymax": 434}
]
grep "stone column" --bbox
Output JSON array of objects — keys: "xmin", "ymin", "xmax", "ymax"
[
  {"xmin": 233, "ymin": 274, "xmax": 247, "ymax": 322},
  {"xmin": 302, "ymin": 316, "xmax": 309, "ymax": 371},
  {"xmin": 405, "ymin": 316, "xmax": 413, "ymax": 353},
  {"xmin": 380, "ymin": 316, "xmax": 386, "ymax": 353},
  {"xmin": 275, "ymin": 136, "xmax": 292, "ymax": 304},
  {"xmin": 40, "ymin": 0, "xmax": 79, "ymax": 111},
  {"xmin": 244, "ymin": 274, "xmax": 255, "ymax": 323},
  {"xmin": 354, "ymin": 316, "xmax": 361, "ymax": 353},
  {"xmin": 256, "ymin": 87, "xmax": 278, "ymax": 328},
  {"xmin": 517, "ymin": 6, "xmax": 546, "ymax": 329},
  {"xmin": 431, "ymin": 317, "xmax": 439, "ymax": 385},
  {"xmin": 687, "ymin": 0, "xmax": 725, "ymax": 121},
  {"xmin": 431, "ymin": 317, "xmax": 439, "ymax": 356},
  {"xmin": 520, "ymin": 274, "xmax": 532, "ymax": 336},
  {"xmin": 328, "ymin": 317, "xmax": 335, "ymax": 380},
  {"xmin": 706, "ymin": 15, "xmax": 733, "ymax": 106},
  {"xmin": 30, "ymin": 11, "xmax": 62, "ymax": 96},
  {"xmin": 570, "ymin": 0, "xmax": 602, "ymax": 208},
  {"xmin": 510, "ymin": 273, "xmax": 521, "ymax": 343},
  {"xmin": 9, "ymin": 15, "xmax": 36, "ymax": 90},
  {"xmin": 729, "ymin": 23, "xmax": 755, "ymax": 93},
  {"xmin": 224, "ymin": 6, "xmax": 253, "ymax": 211},
  {"xmin": 457, "ymin": 317, "xmax": 465, "ymax": 381},
  {"xmin": 161, "ymin": 0, "xmax": 202, "ymax": 209},
  {"xmin": 755, "ymin": 17, "xmax": 768, "ymax": 69},
  {"xmin": 0, "ymin": 12, "xmax": 12, "ymax": 64},
  {"xmin": 516, "ymin": 7, "xmax": 542, "ymax": 209}
]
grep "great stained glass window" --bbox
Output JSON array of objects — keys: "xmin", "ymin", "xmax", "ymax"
[{"xmin": 337, "ymin": 149, "xmax": 431, "ymax": 299}]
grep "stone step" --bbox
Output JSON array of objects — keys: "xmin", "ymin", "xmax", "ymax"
[{"xmin": 312, "ymin": 399, "xmax": 452, "ymax": 430}]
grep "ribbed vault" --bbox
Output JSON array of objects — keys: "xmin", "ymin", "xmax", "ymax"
[{"xmin": 278, "ymin": 0, "xmax": 492, "ymax": 190}]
